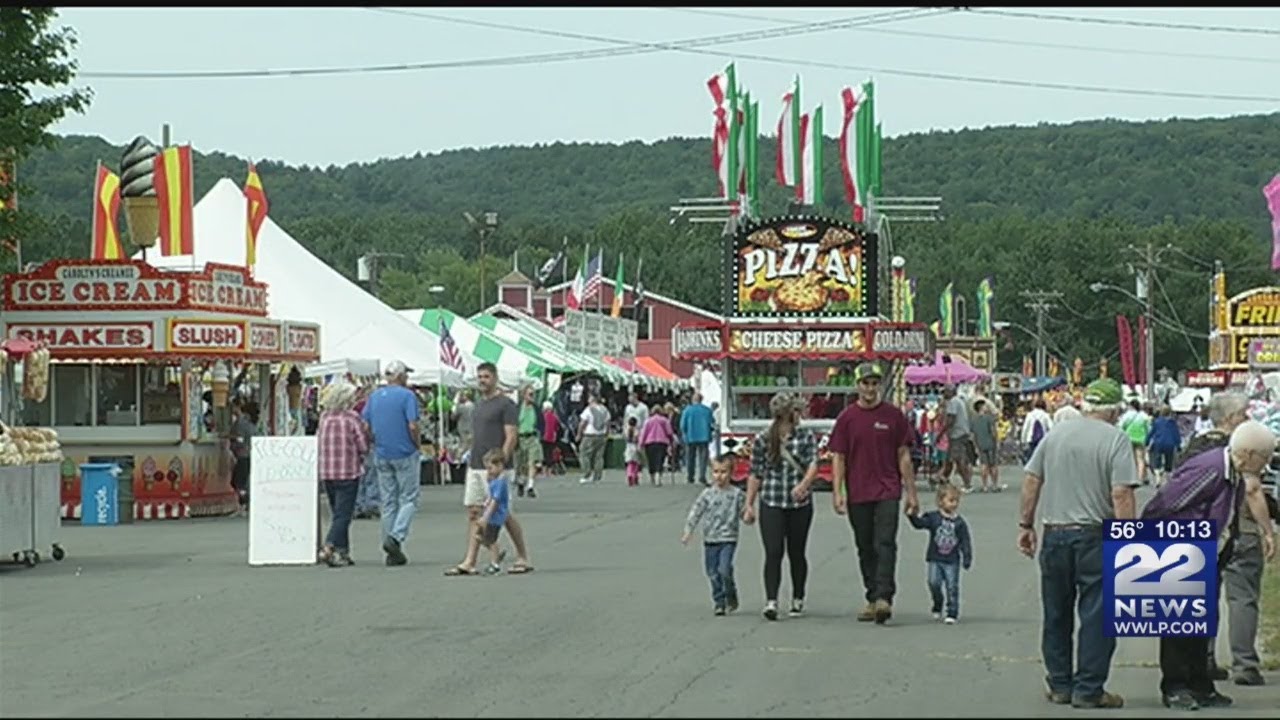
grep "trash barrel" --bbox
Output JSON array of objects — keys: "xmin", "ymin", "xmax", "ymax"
[{"xmin": 80, "ymin": 463, "xmax": 122, "ymax": 526}]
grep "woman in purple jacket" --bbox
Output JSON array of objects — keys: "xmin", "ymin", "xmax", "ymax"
[{"xmin": 639, "ymin": 406, "xmax": 675, "ymax": 486}]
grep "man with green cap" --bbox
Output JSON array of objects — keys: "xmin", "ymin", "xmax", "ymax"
[
  {"xmin": 828, "ymin": 360, "xmax": 919, "ymax": 625},
  {"xmin": 1016, "ymin": 377, "xmax": 1139, "ymax": 709}
]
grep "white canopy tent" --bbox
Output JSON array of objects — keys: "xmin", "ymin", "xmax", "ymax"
[{"xmin": 138, "ymin": 178, "xmax": 487, "ymax": 386}]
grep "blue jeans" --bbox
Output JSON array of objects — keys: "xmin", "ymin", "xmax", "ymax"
[
  {"xmin": 355, "ymin": 462, "xmax": 380, "ymax": 513},
  {"xmin": 686, "ymin": 442, "xmax": 709, "ymax": 484},
  {"xmin": 376, "ymin": 452, "xmax": 421, "ymax": 544},
  {"xmin": 323, "ymin": 480, "xmax": 358, "ymax": 552},
  {"xmin": 1039, "ymin": 527, "xmax": 1116, "ymax": 701},
  {"xmin": 703, "ymin": 542, "xmax": 738, "ymax": 607},
  {"xmin": 927, "ymin": 561, "xmax": 961, "ymax": 619}
]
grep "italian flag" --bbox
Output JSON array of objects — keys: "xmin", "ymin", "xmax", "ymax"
[
  {"xmin": 566, "ymin": 243, "xmax": 588, "ymax": 311},
  {"xmin": 707, "ymin": 63, "xmax": 738, "ymax": 203},
  {"xmin": 775, "ymin": 76, "xmax": 801, "ymax": 188},
  {"xmin": 840, "ymin": 86, "xmax": 867, "ymax": 222},
  {"xmin": 610, "ymin": 253, "xmax": 625, "ymax": 318},
  {"xmin": 798, "ymin": 106, "xmax": 822, "ymax": 206}
]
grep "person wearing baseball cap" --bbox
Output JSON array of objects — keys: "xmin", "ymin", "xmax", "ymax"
[
  {"xmin": 361, "ymin": 359, "xmax": 421, "ymax": 566},
  {"xmin": 1017, "ymin": 376, "xmax": 1138, "ymax": 709},
  {"xmin": 827, "ymin": 360, "xmax": 919, "ymax": 625}
]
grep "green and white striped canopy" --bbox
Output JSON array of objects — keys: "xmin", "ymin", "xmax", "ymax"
[{"xmin": 398, "ymin": 308, "xmax": 545, "ymax": 385}]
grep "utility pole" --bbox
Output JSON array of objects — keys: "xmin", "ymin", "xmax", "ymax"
[
  {"xmin": 1123, "ymin": 240, "xmax": 1176, "ymax": 403},
  {"xmin": 1021, "ymin": 289, "xmax": 1062, "ymax": 377}
]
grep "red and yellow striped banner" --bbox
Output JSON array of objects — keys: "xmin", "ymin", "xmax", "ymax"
[
  {"xmin": 243, "ymin": 162, "xmax": 269, "ymax": 268},
  {"xmin": 154, "ymin": 144, "xmax": 194, "ymax": 256},
  {"xmin": 91, "ymin": 164, "xmax": 124, "ymax": 260}
]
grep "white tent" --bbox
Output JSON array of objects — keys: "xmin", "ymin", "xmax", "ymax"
[{"xmin": 139, "ymin": 178, "xmax": 485, "ymax": 386}]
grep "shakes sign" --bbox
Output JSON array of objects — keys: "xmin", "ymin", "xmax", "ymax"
[{"xmin": 728, "ymin": 216, "xmax": 878, "ymax": 318}]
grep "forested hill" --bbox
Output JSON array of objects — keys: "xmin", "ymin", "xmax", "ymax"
[{"xmin": 9, "ymin": 112, "xmax": 1280, "ymax": 371}]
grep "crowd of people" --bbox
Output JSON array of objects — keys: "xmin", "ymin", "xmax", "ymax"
[{"xmin": 676, "ymin": 364, "xmax": 1277, "ymax": 711}]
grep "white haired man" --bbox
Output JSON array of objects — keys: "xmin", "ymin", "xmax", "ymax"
[
  {"xmin": 361, "ymin": 360, "xmax": 421, "ymax": 566},
  {"xmin": 1018, "ymin": 378, "xmax": 1138, "ymax": 709},
  {"xmin": 1141, "ymin": 420, "xmax": 1277, "ymax": 709}
]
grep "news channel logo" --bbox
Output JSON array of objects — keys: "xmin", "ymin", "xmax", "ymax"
[{"xmin": 1103, "ymin": 519, "xmax": 1218, "ymax": 638}]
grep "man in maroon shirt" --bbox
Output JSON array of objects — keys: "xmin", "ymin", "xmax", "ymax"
[{"xmin": 829, "ymin": 361, "xmax": 919, "ymax": 624}]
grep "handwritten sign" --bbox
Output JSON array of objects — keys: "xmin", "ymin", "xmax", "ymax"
[{"xmin": 248, "ymin": 436, "xmax": 319, "ymax": 566}]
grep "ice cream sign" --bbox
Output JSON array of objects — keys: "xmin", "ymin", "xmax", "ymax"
[
  {"xmin": 4, "ymin": 263, "xmax": 180, "ymax": 310},
  {"xmin": 729, "ymin": 216, "xmax": 877, "ymax": 318}
]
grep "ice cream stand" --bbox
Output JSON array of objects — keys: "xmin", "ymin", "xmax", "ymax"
[
  {"xmin": 671, "ymin": 214, "xmax": 934, "ymax": 487},
  {"xmin": 1, "ymin": 258, "xmax": 320, "ymax": 520}
]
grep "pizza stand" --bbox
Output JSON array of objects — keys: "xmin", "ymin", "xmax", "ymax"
[
  {"xmin": 1, "ymin": 258, "xmax": 320, "ymax": 523},
  {"xmin": 672, "ymin": 215, "xmax": 934, "ymax": 487}
]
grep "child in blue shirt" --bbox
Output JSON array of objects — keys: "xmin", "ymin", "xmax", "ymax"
[
  {"xmin": 477, "ymin": 449, "xmax": 511, "ymax": 575},
  {"xmin": 907, "ymin": 484, "xmax": 973, "ymax": 623}
]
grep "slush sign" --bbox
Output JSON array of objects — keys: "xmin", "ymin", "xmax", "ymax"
[{"xmin": 1104, "ymin": 520, "xmax": 1217, "ymax": 638}]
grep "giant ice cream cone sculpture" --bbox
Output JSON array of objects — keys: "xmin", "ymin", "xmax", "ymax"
[
  {"xmin": 211, "ymin": 362, "xmax": 230, "ymax": 408},
  {"xmin": 120, "ymin": 136, "xmax": 160, "ymax": 249}
]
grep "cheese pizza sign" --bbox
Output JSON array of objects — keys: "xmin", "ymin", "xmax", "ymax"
[
  {"xmin": 726, "ymin": 326, "xmax": 867, "ymax": 357},
  {"xmin": 728, "ymin": 216, "xmax": 878, "ymax": 319}
]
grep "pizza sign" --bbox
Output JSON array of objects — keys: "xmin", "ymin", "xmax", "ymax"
[{"xmin": 728, "ymin": 216, "xmax": 877, "ymax": 318}]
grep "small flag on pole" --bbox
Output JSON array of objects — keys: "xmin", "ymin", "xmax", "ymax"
[
  {"xmin": 91, "ymin": 163, "xmax": 125, "ymax": 260},
  {"xmin": 244, "ymin": 162, "xmax": 269, "ymax": 269},
  {"xmin": 439, "ymin": 316, "xmax": 465, "ymax": 374},
  {"xmin": 610, "ymin": 253, "xmax": 625, "ymax": 318},
  {"xmin": 154, "ymin": 144, "xmax": 194, "ymax": 256}
]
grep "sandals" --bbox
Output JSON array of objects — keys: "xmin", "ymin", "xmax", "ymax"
[
  {"xmin": 444, "ymin": 565, "xmax": 478, "ymax": 576},
  {"xmin": 507, "ymin": 563, "xmax": 534, "ymax": 575}
]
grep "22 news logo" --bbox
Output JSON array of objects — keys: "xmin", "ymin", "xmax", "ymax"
[{"xmin": 1103, "ymin": 526, "xmax": 1217, "ymax": 638}]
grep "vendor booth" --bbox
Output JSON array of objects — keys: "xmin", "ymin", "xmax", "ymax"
[
  {"xmin": 1, "ymin": 258, "xmax": 320, "ymax": 520},
  {"xmin": 672, "ymin": 215, "xmax": 934, "ymax": 486}
]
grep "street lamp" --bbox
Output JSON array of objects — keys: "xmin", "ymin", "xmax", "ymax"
[
  {"xmin": 464, "ymin": 211, "xmax": 500, "ymax": 311},
  {"xmin": 427, "ymin": 284, "xmax": 445, "ymax": 309}
]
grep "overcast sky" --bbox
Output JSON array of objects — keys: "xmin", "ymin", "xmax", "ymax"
[{"xmin": 49, "ymin": 7, "xmax": 1280, "ymax": 167}]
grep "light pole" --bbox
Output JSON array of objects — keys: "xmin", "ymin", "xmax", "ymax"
[
  {"xmin": 358, "ymin": 251, "xmax": 406, "ymax": 300},
  {"xmin": 464, "ymin": 211, "xmax": 499, "ymax": 311},
  {"xmin": 427, "ymin": 284, "xmax": 445, "ymax": 309}
]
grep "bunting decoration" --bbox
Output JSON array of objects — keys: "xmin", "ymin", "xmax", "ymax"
[
  {"xmin": 567, "ymin": 243, "xmax": 588, "ymax": 311},
  {"xmin": 799, "ymin": 105, "xmax": 823, "ymax": 206},
  {"xmin": 90, "ymin": 163, "xmax": 125, "ymax": 260},
  {"xmin": 776, "ymin": 76, "xmax": 801, "ymax": 189},
  {"xmin": 244, "ymin": 162, "xmax": 269, "ymax": 269},
  {"xmin": 707, "ymin": 69, "xmax": 731, "ymax": 198},
  {"xmin": 903, "ymin": 278, "xmax": 917, "ymax": 323},
  {"xmin": 930, "ymin": 321, "xmax": 942, "ymax": 339},
  {"xmin": 634, "ymin": 255, "xmax": 646, "ymax": 312},
  {"xmin": 839, "ymin": 86, "xmax": 865, "ymax": 222},
  {"xmin": 153, "ymin": 144, "xmax": 194, "ymax": 256},
  {"xmin": 1264, "ymin": 173, "xmax": 1280, "ymax": 271}
]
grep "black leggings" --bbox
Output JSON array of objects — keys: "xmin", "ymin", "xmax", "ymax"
[
  {"xmin": 759, "ymin": 503, "xmax": 814, "ymax": 602},
  {"xmin": 643, "ymin": 443, "xmax": 668, "ymax": 477}
]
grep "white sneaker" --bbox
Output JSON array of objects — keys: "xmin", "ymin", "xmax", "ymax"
[
  {"xmin": 579, "ymin": 476, "xmax": 592, "ymax": 485},
  {"xmin": 931, "ymin": 611, "xmax": 943, "ymax": 621},
  {"xmin": 944, "ymin": 617, "xmax": 957, "ymax": 625},
  {"xmin": 789, "ymin": 598, "xmax": 805, "ymax": 617},
  {"xmin": 763, "ymin": 600, "xmax": 779, "ymax": 621}
]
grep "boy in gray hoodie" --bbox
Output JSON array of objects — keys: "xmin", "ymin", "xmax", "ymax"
[{"xmin": 682, "ymin": 454, "xmax": 749, "ymax": 615}]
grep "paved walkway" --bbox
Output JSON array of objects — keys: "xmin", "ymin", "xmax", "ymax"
[{"xmin": 1, "ymin": 467, "xmax": 1276, "ymax": 717}]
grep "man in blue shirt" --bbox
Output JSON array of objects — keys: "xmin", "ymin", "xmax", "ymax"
[
  {"xmin": 361, "ymin": 360, "xmax": 421, "ymax": 566},
  {"xmin": 680, "ymin": 393, "xmax": 716, "ymax": 486}
]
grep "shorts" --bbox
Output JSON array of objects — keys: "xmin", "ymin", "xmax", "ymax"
[
  {"xmin": 480, "ymin": 523, "xmax": 502, "ymax": 547},
  {"xmin": 977, "ymin": 447, "xmax": 997, "ymax": 466},
  {"xmin": 517, "ymin": 434, "xmax": 543, "ymax": 472},
  {"xmin": 464, "ymin": 468, "xmax": 490, "ymax": 507},
  {"xmin": 946, "ymin": 438, "xmax": 972, "ymax": 464}
]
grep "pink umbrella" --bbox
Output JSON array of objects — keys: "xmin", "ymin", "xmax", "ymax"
[{"xmin": 903, "ymin": 352, "xmax": 990, "ymax": 386}]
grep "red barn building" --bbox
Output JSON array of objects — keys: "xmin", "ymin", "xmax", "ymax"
[{"xmin": 493, "ymin": 270, "xmax": 720, "ymax": 378}]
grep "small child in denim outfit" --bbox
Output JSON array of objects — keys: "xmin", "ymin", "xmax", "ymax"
[
  {"xmin": 908, "ymin": 484, "xmax": 973, "ymax": 623},
  {"xmin": 477, "ymin": 449, "xmax": 511, "ymax": 575},
  {"xmin": 681, "ymin": 455, "xmax": 748, "ymax": 615}
]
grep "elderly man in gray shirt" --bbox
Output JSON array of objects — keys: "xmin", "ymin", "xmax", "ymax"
[{"xmin": 1017, "ymin": 378, "xmax": 1139, "ymax": 710}]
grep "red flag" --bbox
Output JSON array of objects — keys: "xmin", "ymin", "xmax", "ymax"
[
  {"xmin": 90, "ymin": 164, "xmax": 125, "ymax": 260},
  {"xmin": 1116, "ymin": 315, "xmax": 1136, "ymax": 387},
  {"xmin": 243, "ymin": 163, "xmax": 269, "ymax": 268},
  {"xmin": 154, "ymin": 145, "xmax": 194, "ymax": 256}
]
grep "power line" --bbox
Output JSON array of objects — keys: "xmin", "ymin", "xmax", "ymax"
[
  {"xmin": 76, "ymin": 8, "xmax": 1280, "ymax": 102},
  {"xmin": 78, "ymin": 7, "xmax": 939, "ymax": 80},
  {"xmin": 662, "ymin": 7, "xmax": 1280, "ymax": 65},
  {"xmin": 969, "ymin": 8, "xmax": 1280, "ymax": 37}
]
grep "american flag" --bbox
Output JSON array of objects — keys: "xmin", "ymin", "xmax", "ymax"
[
  {"xmin": 581, "ymin": 251, "xmax": 604, "ymax": 302},
  {"xmin": 439, "ymin": 317, "xmax": 465, "ymax": 373}
]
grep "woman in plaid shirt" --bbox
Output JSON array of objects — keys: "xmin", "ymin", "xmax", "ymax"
[
  {"xmin": 317, "ymin": 381, "xmax": 370, "ymax": 568},
  {"xmin": 743, "ymin": 392, "xmax": 819, "ymax": 620}
]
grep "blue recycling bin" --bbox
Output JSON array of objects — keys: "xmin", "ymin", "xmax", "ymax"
[{"xmin": 80, "ymin": 463, "xmax": 121, "ymax": 526}]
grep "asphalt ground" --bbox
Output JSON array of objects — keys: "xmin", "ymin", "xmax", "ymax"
[{"xmin": 1, "ymin": 465, "xmax": 1277, "ymax": 717}]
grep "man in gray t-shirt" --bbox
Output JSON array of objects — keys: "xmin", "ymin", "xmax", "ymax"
[
  {"xmin": 1016, "ymin": 378, "xmax": 1137, "ymax": 709},
  {"xmin": 941, "ymin": 386, "xmax": 974, "ymax": 490}
]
